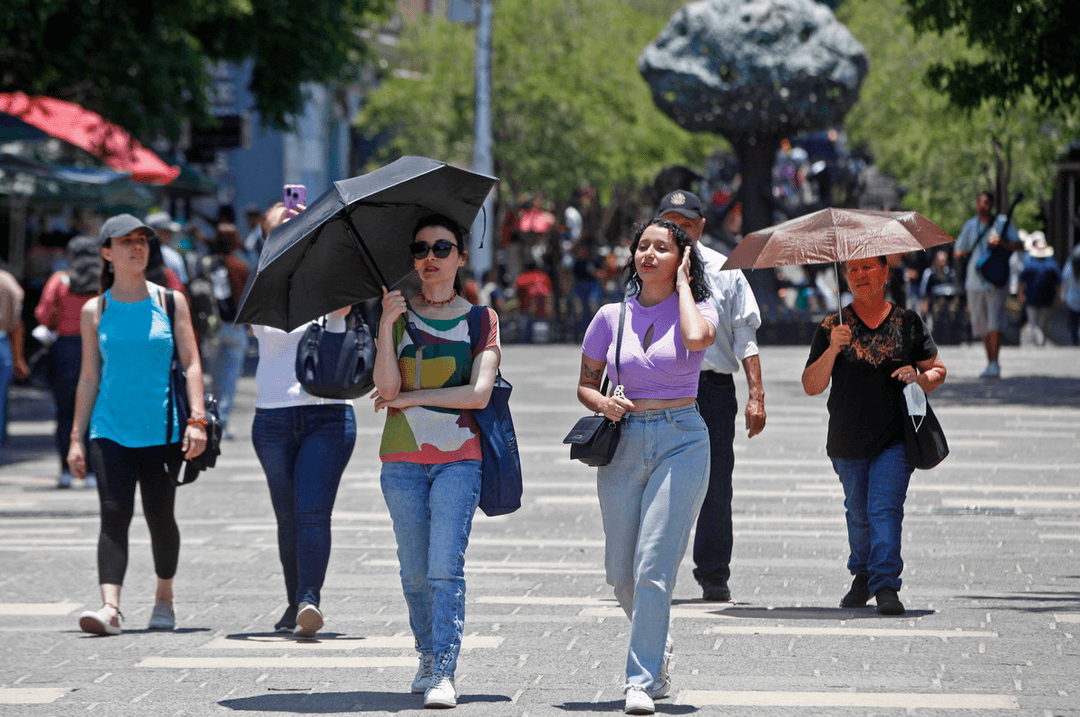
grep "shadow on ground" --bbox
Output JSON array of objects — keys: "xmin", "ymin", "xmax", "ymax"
[
  {"xmin": 930, "ymin": 376, "xmax": 1080, "ymax": 408},
  {"xmin": 960, "ymin": 590, "xmax": 1080, "ymax": 613},
  {"xmin": 555, "ymin": 700, "xmax": 697, "ymax": 714},
  {"xmin": 221, "ymin": 691, "xmax": 511, "ymax": 713},
  {"xmin": 711, "ymin": 605, "xmax": 934, "ymax": 620}
]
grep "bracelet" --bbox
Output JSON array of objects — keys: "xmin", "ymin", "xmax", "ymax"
[{"xmin": 186, "ymin": 417, "xmax": 208, "ymax": 427}]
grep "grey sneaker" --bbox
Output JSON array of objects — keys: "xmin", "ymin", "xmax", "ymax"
[
  {"xmin": 293, "ymin": 602, "xmax": 323, "ymax": 638},
  {"xmin": 412, "ymin": 653, "xmax": 435, "ymax": 694},
  {"xmin": 624, "ymin": 685, "xmax": 655, "ymax": 715},
  {"xmin": 148, "ymin": 603, "xmax": 175, "ymax": 630},
  {"xmin": 424, "ymin": 676, "xmax": 457, "ymax": 708}
]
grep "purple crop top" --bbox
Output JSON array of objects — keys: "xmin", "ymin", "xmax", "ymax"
[{"xmin": 582, "ymin": 294, "xmax": 719, "ymax": 400}]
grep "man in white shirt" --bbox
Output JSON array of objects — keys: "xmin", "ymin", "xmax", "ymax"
[{"xmin": 658, "ymin": 190, "xmax": 767, "ymax": 602}]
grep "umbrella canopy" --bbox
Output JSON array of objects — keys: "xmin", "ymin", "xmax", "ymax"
[
  {"xmin": 721, "ymin": 208, "xmax": 954, "ymax": 271},
  {"xmin": 0, "ymin": 92, "xmax": 180, "ymax": 185},
  {"xmin": 235, "ymin": 156, "xmax": 497, "ymax": 331}
]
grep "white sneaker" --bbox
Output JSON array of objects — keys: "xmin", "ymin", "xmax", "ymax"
[
  {"xmin": 980, "ymin": 361, "xmax": 1001, "ymax": 379},
  {"xmin": 79, "ymin": 605, "xmax": 122, "ymax": 636},
  {"xmin": 412, "ymin": 653, "xmax": 435, "ymax": 694},
  {"xmin": 651, "ymin": 637, "xmax": 673, "ymax": 699},
  {"xmin": 624, "ymin": 685, "xmax": 655, "ymax": 715},
  {"xmin": 293, "ymin": 602, "xmax": 323, "ymax": 638},
  {"xmin": 424, "ymin": 676, "xmax": 457, "ymax": 709}
]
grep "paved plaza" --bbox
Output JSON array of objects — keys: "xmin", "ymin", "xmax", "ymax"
[{"xmin": 1, "ymin": 342, "xmax": 1078, "ymax": 716}]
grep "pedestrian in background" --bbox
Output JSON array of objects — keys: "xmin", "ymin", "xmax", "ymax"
[
  {"xmin": 802, "ymin": 256, "xmax": 946, "ymax": 616},
  {"xmin": 1017, "ymin": 232, "xmax": 1061, "ymax": 347},
  {"xmin": 68, "ymin": 214, "xmax": 207, "ymax": 636},
  {"xmin": 0, "ymin": 267, "xmax": 30, "ymax": 445},
  {"xmin": 577, "ymin": 218, "xmax": 717, "ymax": 715},
  {"xmin": 200, "ymin": 222, "xmax": 250, "ymax": 439},
  {"xmin": 373, "ymin": 214, "xmax": 501, "ymax": 709},
  {"xmin": 1061, "ymin": 245, "xmax": 1080, "ymax": 346},
  {"xmin": 249, "ymin": 204, "xmax": 357, "ymax": 637},
  {"xmin": 953, "ymin": 191, "xmax": 1020, "ymax": 378},
  {"xmin": 34, "ymin": 236, "xmax": 101, "ymax": 488},
  {"xmin": 657, "ymin": 190, "xmax": 766, "ymax": 605}
]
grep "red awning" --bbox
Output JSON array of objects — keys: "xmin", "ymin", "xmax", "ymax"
[{"xmin": 0, "ymin": 92, "xmax": 180, "ymax": 185}]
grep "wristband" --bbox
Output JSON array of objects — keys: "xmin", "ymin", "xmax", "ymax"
[{"xmin": 186, "ymin": 417, "xmax": 208, "ymax": 428}]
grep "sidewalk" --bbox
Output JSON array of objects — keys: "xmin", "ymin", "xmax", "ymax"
[{"xmin": 1, "ymin": 342, "xmax": 1078, "ymax": 716}]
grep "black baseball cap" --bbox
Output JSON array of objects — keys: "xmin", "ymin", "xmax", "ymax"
[{"xmin": 657, "ymin": 190, "xmax": 704, "ymax": 219}]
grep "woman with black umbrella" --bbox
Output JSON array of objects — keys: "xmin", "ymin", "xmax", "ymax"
[{"xmin": 373, "ymin": 214, "xmax": 501, "ymax": 709}]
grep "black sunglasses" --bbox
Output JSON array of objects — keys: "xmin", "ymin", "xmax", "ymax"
[{"xmin": 409, "ymin": 239, "xmax": 458, "ymax": 259}]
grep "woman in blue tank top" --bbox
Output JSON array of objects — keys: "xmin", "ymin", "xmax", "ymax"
[{"xmin": 67, "ymin": 214, "xmax": 207, "ymax": 636}]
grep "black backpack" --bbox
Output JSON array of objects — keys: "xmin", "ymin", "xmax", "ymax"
[{"xmin": 188, "ymin": 257, "xmax": 236, "ymax": 337}]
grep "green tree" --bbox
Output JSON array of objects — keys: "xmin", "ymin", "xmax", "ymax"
[
  {"xmin": 0, "ymin": 0, "xmax": 389, "ymax": 143},
  {"xmin": 356, "ymin": 0, "xmax": 719, "ymax": 200},
  {"xmin": 903, "ymin": 0, "xmax": 1080, "ymax": 113},
  {"xmin": 838, "ymin": 0, "xmax": 1077, "ymax": 235}
]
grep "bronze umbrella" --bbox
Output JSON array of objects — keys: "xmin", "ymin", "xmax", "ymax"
[{"xmin": 720, "ymin": 208, "xmax": 954, "ymax": 321}]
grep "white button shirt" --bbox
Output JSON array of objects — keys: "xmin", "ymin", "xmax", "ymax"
[{"xmin": 697, "ymin": 242, "xmax": 761, "ymax": 374}]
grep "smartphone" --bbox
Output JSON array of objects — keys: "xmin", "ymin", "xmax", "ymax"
[{"xmin": 284, "ymin": 184, "xmax": 307, "ymax": 213}]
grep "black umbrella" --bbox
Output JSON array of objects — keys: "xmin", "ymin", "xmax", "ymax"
[{"xmin": 235, "ymin": 156, "xmax": 498, "ymax": 331}]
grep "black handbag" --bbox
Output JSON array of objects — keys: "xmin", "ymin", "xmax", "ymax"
[
  {"xmin": 163, "ymin": 290, "xmax": 222, "ymax": 486},
  {"xmin": 466, "ymin": 307, "xmax": 522, "ymax": 517},
  {"xmin": 563, "ymin": 301, "xmax": 626, "ymax": 466},
  {"xmin": 902, "ymin": 383, "xmax": 949, "ymax": 470},
  {"xmin": 295, "ymin": 309, "xmax": 376, "ymax": 399}
]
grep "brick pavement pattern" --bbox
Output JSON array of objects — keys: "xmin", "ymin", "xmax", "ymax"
[{"xmin": 1, "ymin": 343, "xmax": 1078, "ymax": 716}]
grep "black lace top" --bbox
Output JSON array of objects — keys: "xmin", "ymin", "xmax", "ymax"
[{"xmin": 806, "ymin": 304, "xmax": 938, "ymax": 459}]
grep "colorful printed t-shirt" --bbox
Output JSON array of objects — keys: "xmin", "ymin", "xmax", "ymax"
[{"xmin": 379, "ymin": 305, "xmax": 499, "ymax": 464}]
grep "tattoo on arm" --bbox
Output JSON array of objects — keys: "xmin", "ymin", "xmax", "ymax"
[{"xmin": 582, "ymin": 365, "xmax": 603, "ymax": 382}]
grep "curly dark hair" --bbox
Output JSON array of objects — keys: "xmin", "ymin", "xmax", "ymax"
[{"xmin": 622, "ymin": 218, "xmax": 711, "ymax": 303}]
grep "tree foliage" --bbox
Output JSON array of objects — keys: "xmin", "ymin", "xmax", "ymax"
[
  {"xmin": 838, "ymin": 0, "xmax": 1078, "ymax": 235},
  {"xmin": 355, "ymin": 0, "xmax": 719, "ymax": 201},
  {"xmin": 0, "ymin": 0, "xmax": 389, "ymax": 143},
  {"xmin": 902, "ymin": 0, "xmax": 1079, "ymax": 113}
]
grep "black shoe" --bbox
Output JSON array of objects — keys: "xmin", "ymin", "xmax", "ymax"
[
  {"xmin": 274, "ymin": 604, "xmax": 298, "ymax": 633},
  {"xmin": 701, "ymin": 583, "xmax": 731, "ymax": 602},
  {"xmin": 875, "ymin": 588, "xmax": 905, "ymax": 616},
  {"xmin": 839, "ymin": 574, "xmax": 871, "ymax": 608}
]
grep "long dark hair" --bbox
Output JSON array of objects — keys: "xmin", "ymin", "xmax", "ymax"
[
  {"xmin": 99, "ymin": 237, "xmax": 114, "ymax": 293},
  {"xmin": 413, "ymin": 214, "xmax": 467, "ymax": 295},
  {"xmin": 622, "ymin": 218, "xmax": 711, "ymax": 302}
]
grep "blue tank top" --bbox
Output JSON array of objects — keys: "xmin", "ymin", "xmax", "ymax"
[{"xmin": 90, "ymin": 290, "xmax": 180, "ymax": 446}]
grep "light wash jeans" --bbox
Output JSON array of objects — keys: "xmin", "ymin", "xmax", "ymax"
[
  {"xmin": 596, "ymin": 404, "xmax": 710, "ymax": 693},
  {"xmin": 380, "ymin": 459, "xmax": 481, "ymax": 679},
  {"xmin": 831, "ymin": 442, "xmax": 913, "ymax": 595},
  {"xmin": 203, "ymin": 322, "xmax": 249, "ymax": 430}
]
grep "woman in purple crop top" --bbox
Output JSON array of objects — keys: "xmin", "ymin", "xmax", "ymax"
[{"xmin": 577, "ymin": 218, "xmax": 718, "ymax": 715}]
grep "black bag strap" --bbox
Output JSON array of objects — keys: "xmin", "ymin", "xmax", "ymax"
[
  {"xmin": 164, "ymin": 289, "xmax": 179, "ymax": 445},
  {"xmin": 597, "ymin": 300, "xmax": 627, "ymax": 398}
]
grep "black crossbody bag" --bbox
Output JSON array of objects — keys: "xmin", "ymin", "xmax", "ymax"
[{"xmin": 563, "ymin": 301, "xmax": 626, "ymax": 467}]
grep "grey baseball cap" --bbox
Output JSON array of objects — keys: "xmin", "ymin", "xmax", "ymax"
[{"xmin": 99, "ymin": 214, "xmax": 155, "ymax": 245}]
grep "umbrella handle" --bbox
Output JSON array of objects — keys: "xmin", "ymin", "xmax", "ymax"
[
  {"xmin": 834, "ymin": 262, "xmax": 843, "ymax": 325},
  {"xmin": 342, "ymin": 213, "xmax": 423, "ymax": 346}
]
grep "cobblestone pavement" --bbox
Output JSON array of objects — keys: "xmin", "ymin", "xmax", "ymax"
[{"xmin": 1, "ymin": 342, "xmax": 1078, "ymax": 716}]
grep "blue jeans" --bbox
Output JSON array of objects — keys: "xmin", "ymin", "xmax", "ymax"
[
  {"xmin": 204, "ymin": 323, "xmax": 249, "ymax": 430},
  {"xmin": 50, "ymin": 336, "xmax": 84, "ymax": 473},
  {"xmin": 692, "ymin": 372, "xmax": 738, "ymax": 588},
  {"xmin": 831, "ymin": 442, "xmax": 913, "ymax": 595},
  {"xmin": 252, "ymin": 405, "xmax": 356, "ymax": 608},
  {"xmin": 380, "ymin": 460, "xmax": 481, "ymax": 679},
  {"xmin": 596, "ymin": 404, "xmax": 710, "ymax": 692},
  {"xmin": 0, "ymin": 333, "xmax": 11, "ymax": 443}
]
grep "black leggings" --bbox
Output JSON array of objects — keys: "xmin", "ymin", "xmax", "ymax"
[{"xmin": 88, "ymin": 438, "xmax": 183, "ymax": 585}]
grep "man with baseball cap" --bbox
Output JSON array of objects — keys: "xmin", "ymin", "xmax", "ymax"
[{"xmin": 658, "ymin": 190, "xmax": 766, "ymax": 603}]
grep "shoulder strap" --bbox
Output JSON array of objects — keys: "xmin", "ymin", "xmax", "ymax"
[
  {"xmin": 164, "ymin": 289, "xmax": 179, "ymax": 445},
  {"xmin": 466, "ymin": 305, "xmax": 484, "ymax": 352},
  {"xmin": 614, "ymin": 300, "xmax": 626, "ymax": 386}
]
